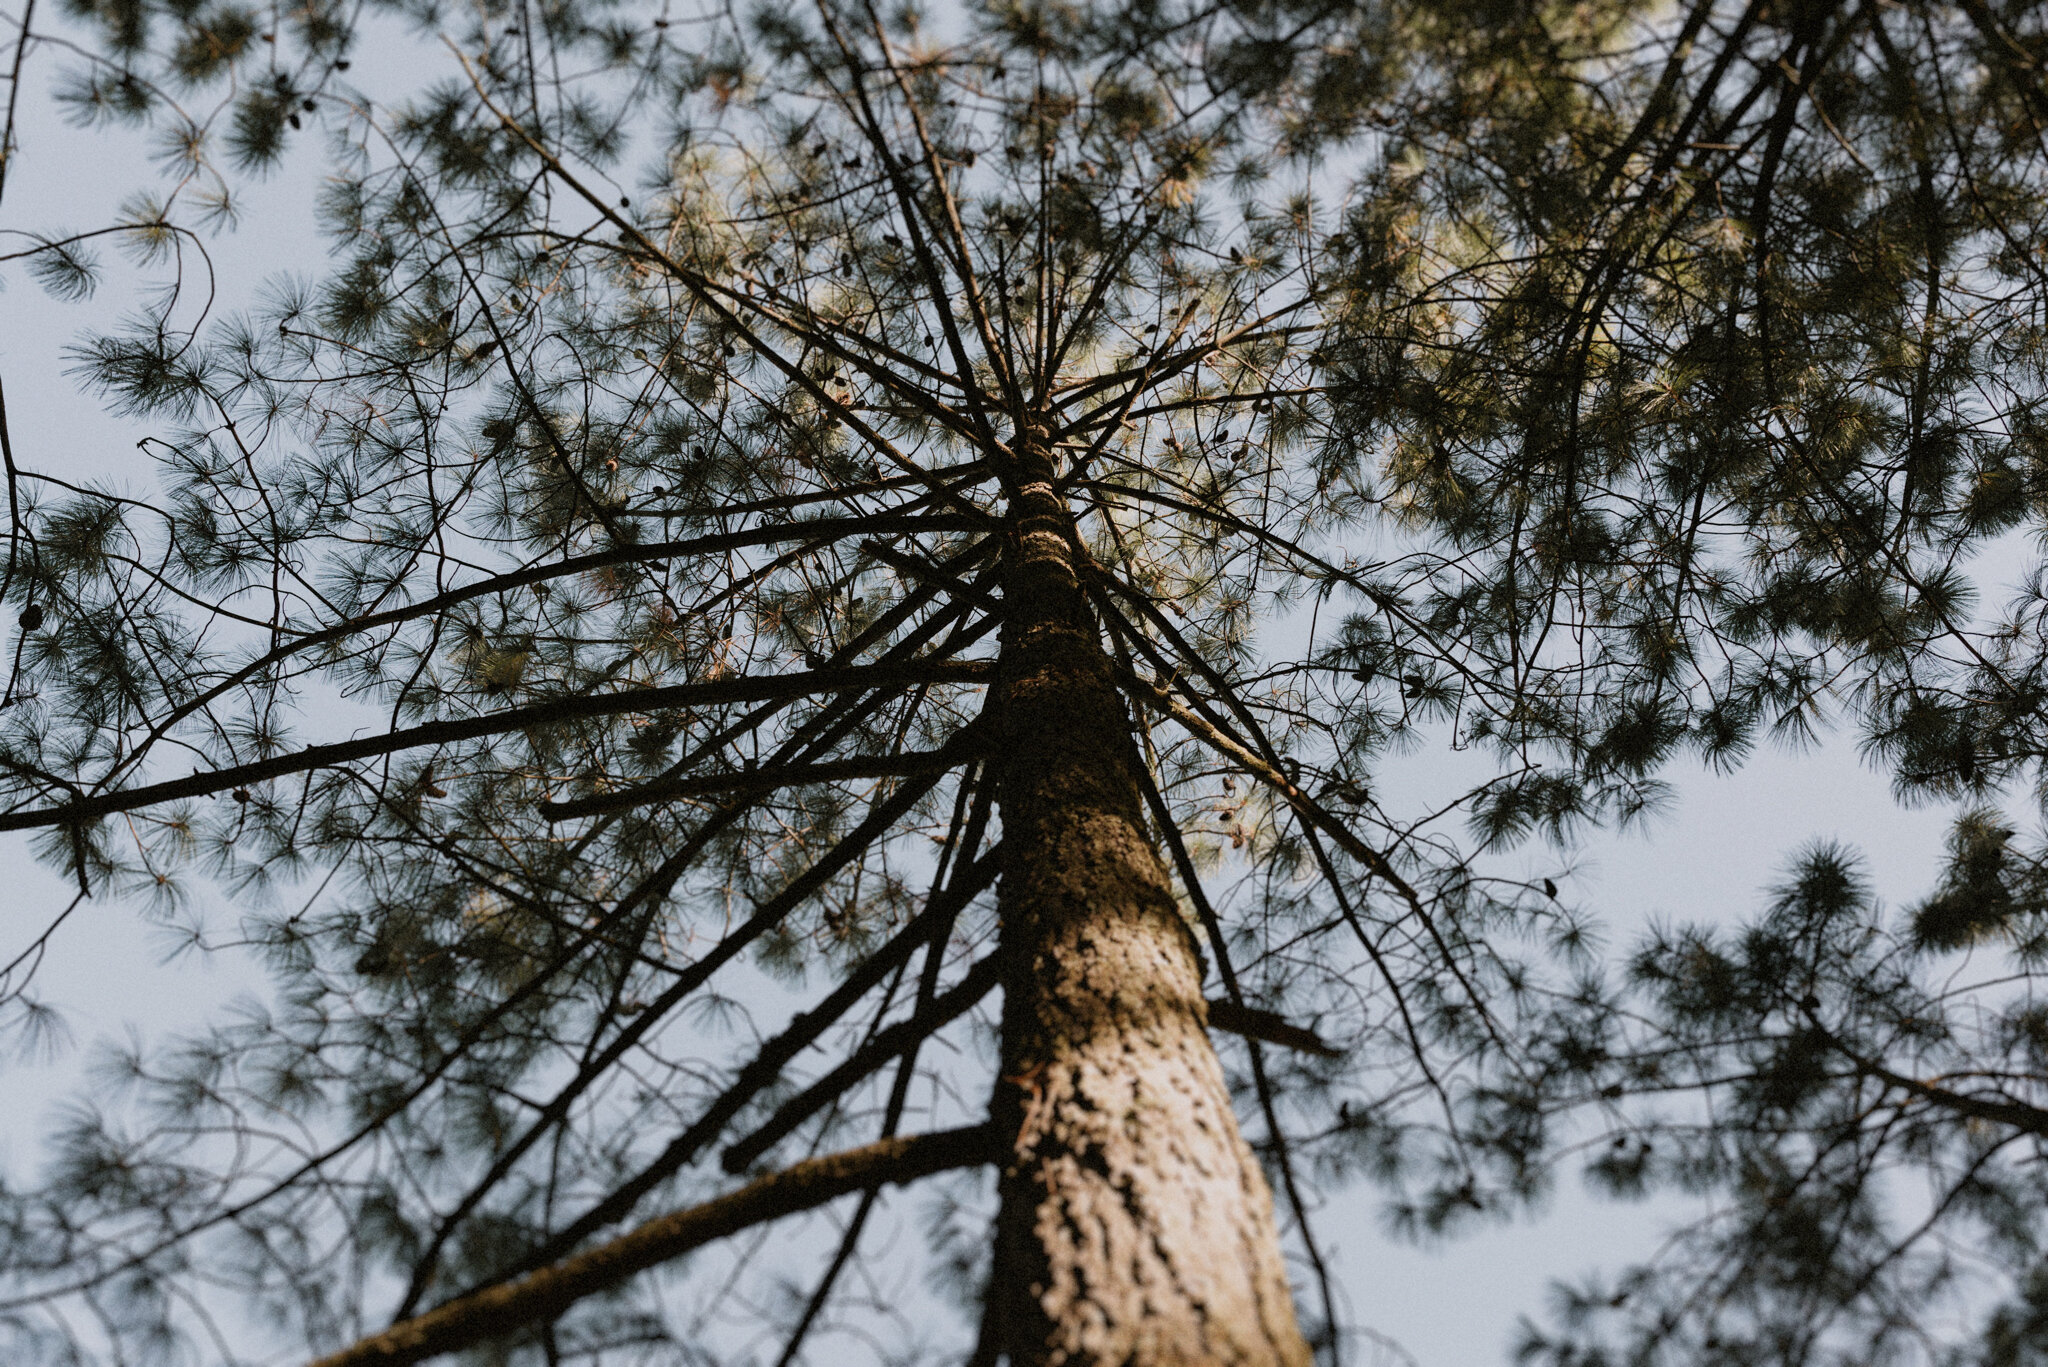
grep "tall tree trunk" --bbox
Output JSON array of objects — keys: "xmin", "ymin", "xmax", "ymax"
[{"xmin": 986, "ymin": 424, "xmax": 1312, "ymax": 1367}]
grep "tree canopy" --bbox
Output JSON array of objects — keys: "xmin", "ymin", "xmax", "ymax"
[{"xmin": 2, "ymin": 0, "xmax": 2048, "ymax": 1363}]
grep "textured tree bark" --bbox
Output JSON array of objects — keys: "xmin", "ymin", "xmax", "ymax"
[{"xmin": 987, "ymin": 424, "xmax": 1312, "ymax": 1367}]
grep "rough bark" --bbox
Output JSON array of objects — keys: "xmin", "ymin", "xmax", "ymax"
[{"xmin": 987, "ymin": 424, "xmax": 1312, "ymax": 1367}]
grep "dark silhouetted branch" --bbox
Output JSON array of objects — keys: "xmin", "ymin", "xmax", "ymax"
[
  {"xmin": 1205, "ymin": 1000, "xmax": 1341, "ymax": 1058},
  {"xmin": 306, "ymin": 1126, "xmax": 997, "ymax": 1367},
  {"xmin": 720, "ymin": 952, "xmax": 1001, "ymax": 1174},
  {"xmin": 542, "ymin": 735, "xmax": 989, "ymax": 820},
  {"xmin": 511, "ymin": 845, "xmax": 1001, "ymax": 1272},
  {"xmin": 859, "ymin": 537, "xmax": 1003, "ymax": 612},
  {"xmin": 0, "ymin": 658, "xmax": 992, "ymax": 831}
]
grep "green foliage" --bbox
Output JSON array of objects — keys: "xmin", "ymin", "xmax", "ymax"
[
  {"xmin": 1322, "ymin": 0, "xmax": 2048, "ymax": 817},
  {"xmin": 1499, "ymin": 829, "xmax": 2048, "ymax": 1367}
]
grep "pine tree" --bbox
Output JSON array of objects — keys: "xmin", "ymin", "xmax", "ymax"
[
  {"xmin": 5, "ymin": 0, "xmax": 2048, "ymax": 1363},
  {"xmin": 0, "ymin": 0, "xmax": 1548, "ymax": 1363}
]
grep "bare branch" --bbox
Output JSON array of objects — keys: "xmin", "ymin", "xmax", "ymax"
[
  {"xmin": 542, "ymin": 733, "xmax": 990, "ymax": 820},
  {"xmin": 0, "ymin": 658, "xmax": 993, "ymax": 831},
  {"xmin": 1205, "ymin": 1000, "xmax": 1341, "ymax": 1059},
  {"xmin": 508, "ymin": 845, "xmax": 1002, "ymax": 1274},
  {"xmin": 306, "ymin": 1126, "xmax": 997, "ymax": 1367},
  {"xmin": 720, "ymin": 952, "xmax": 1002, "ymax": 1174}
]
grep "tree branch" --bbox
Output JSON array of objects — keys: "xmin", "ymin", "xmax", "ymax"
[
  {"xmin": 1107, "ymin": 656, "xmax": 1421, "ymax": 904},
  {"xmin": 542, "ymin": 735, "xmax": 989, "ymax": 820},
  {"xmin": 720, "ymin": 952, "xmax": 1001, "ymax": 1174},
  {"xmin": 0, "ymin": 658, "xmax": 992, "ymax": 831},
  {"xmin": 858, "ymin": 537, "xmax": 1004, "ymax": 612},
  {"xmin": 1205, "ymin": 999, "xmax": 1340, "ymax": 1058},
  {"xmin": 509, "ymin": 845, "xmax": 1001, "ymax": 1274},
  {"xmin": 307, "ymin": 1126, "xmax": 997, "ymax": 1367}
]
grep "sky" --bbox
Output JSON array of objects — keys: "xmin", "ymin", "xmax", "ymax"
[{"xmin": 0, "ymin": 13, "xmax": 1991, "ymax": 1365}]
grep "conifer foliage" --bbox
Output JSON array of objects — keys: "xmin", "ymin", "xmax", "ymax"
[{"xmin": 1311, "ymin": 1, "xmax": 2048, "ymax": 1362}]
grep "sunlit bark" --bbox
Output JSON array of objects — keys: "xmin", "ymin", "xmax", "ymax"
[{"xmin": 988, "ymin": 422, "xmax": 1311, "ymax": 1367}]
